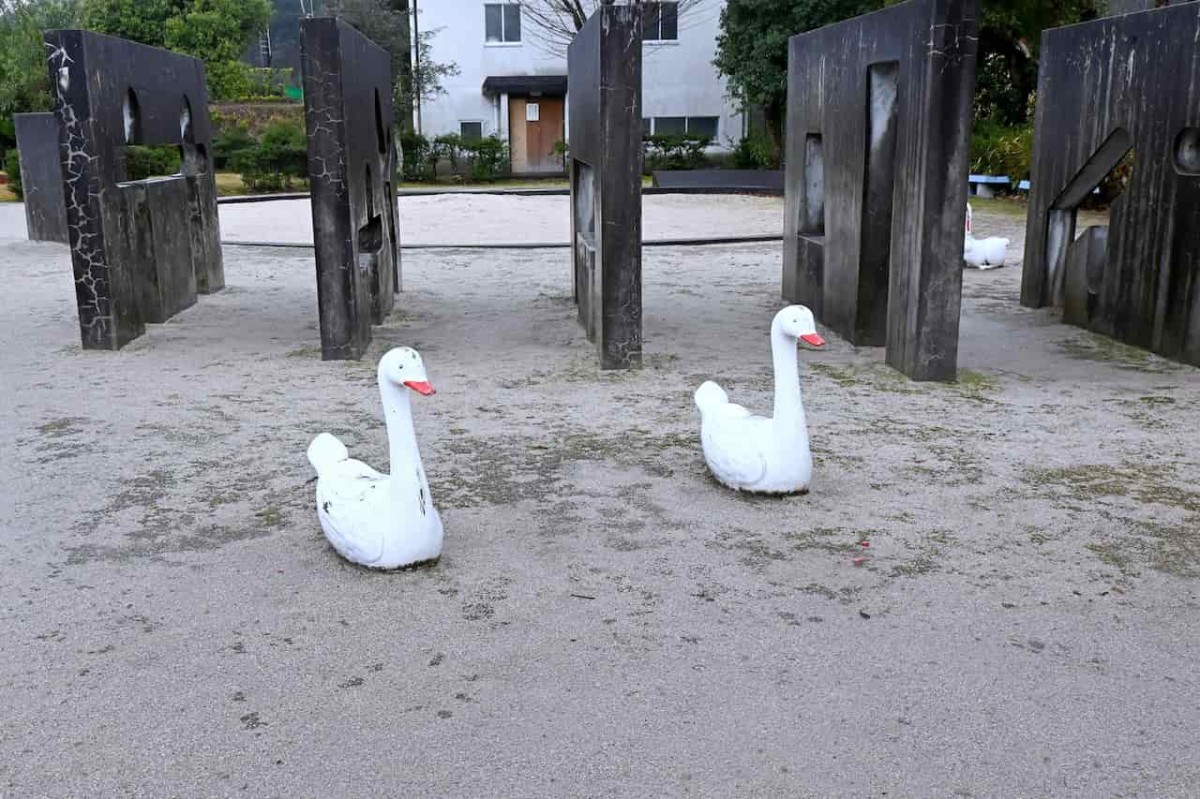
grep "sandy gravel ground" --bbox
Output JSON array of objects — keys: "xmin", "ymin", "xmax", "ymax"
[
  {"xmin": 218, "ymin": 192, "xmax": 787, "ymax": 245},
  {"xmin": 1, "ymin": 198, "xmax": 1198, "ymax": 797}
]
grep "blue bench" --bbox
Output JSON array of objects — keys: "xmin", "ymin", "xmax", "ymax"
[{"xmin": 968, "ymin": 174, "xmax": 1011, "ymax": 198}]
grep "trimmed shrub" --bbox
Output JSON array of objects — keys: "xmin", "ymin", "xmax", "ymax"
[
  {"xmin": 430, "ymin": 133, "xmax": 463, "ymax": 178},
  {"xmin": 970, "ymin": 120, "xmax": 1033, "ymax": 184},
  {"xmin": 643, "ymin": 133, "xmax": 710, "ymax": 173},
  {"xmin": 126, "ymin": 145, "xmax": 182, "ymax": 180},
  {"xmin": 232, "ymin": 121, "xmax": 307, "ymax": 192},
  {"xmin": 729, "ymin": 133, "xmax": 778, "ymax": 169},
  {"xmin": 6, "ymin": 149, "xmax": 22, "ymax": 199},
  {"xmin": 463, "ymin": 135, "xmax": 509, "ymax": 182},
  {"xmin": 212, "ymin": 126, "xmax": 257, "ymax": 171},
  {"xmin": 399, "ymin": 132, "xmax": 431, "ymax": 181},
  {"xmin": 400, "ymin": 132, "xmax": 510, "ymax": 182}
]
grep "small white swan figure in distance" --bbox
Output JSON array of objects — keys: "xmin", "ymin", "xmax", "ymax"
[
  {"xmin": 964, "ymin": 202, "xmax": 1010, "ymax": 268},
  {"xmin": 307, "ymin": 347, "xmax": 443, "ymax": 569},
  {"xmin": 694, "ymin": 305, "xmax": 825, "ymax": 494}
]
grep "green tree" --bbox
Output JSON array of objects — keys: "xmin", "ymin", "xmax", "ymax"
[
  {"xmin": 80, "ymin": 0, "xmax": 272, "ymax": 100},
  {"xmin": 715, "ymin": 0, "xmax": 1104, "ymax": 156},
  {"xmin": 0, "ymin": 0, "xmax": 82, "ymax": 138},
  {"xmin": 79, "ymin": 0, "xmax": 183, "ymax": 48},
  {"xmin": 714, "ymin": 0, "xmax": 877, "ymax": 156},
  {"xmin": 973, "ymin": 0, "xmax": 1101, "ymax": 124},
  {"xmin": 325, "ymin": 0, "xmax": 459, "ymax": 132}
]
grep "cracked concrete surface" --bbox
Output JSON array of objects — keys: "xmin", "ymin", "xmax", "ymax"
[{"xmin": 0, "ymin": 199, "xmax": 1198, "ymax": 796}]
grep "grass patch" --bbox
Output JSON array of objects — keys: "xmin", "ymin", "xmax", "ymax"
[
  {"xmin": 1058, "ymin": 332, "xmax": 1183, "ymax": 373},
  {"xmin": 1024, "ymin": 462, "xmax": 1200, "ymax": 578},
  {"xmin": 255, "ymin": 506, "xmax": 285, "ymax": 528},
  {"xmin": 807, "ymin": 362, "xmax": 927, "ymax": 395}
]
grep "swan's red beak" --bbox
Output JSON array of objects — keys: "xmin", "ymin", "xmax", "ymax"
[
  {"xmin": 800, "ymin": 333, "xmax": 826, "ymax": 348},
  {"xmin": 403, "ymin": 380, "xmax": 436, "ymax": 396}
]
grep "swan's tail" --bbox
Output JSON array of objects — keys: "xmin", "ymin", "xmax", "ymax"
[
  {"xmin": 694, "ymin": 381, "xmax": 729, "ymax": 415},
  {"xmin": 307, "ymin": 433, "xmax": 348, "ymax": 477}
]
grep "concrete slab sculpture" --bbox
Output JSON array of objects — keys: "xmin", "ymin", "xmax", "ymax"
[
  {"xmin": 300, "ymin": 18, "xmax": 400, "ymax": 361},
  {"xmin": 44, "ymin": 30, "xmax": 224, "ymax": 349},
  {"xmin": 567, "ymin": 5, "xmax": 643, "ymax": 370},
  {"xmin": 782, "ymin": 0, "xmax": 980, "ymax": 381},
  {"xmin": 1020, "ymin": 4, "xmax": 1200, "ymax": 368},
  {"xmin": 13, "ymin": 113, "xmax": 69, "ymax": 243}
]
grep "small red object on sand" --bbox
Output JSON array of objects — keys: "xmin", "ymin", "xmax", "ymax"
[
  {"xmin": 859, "ymin": 541, "xmax": 870, "ymax": 548},
  {"xmin": 852, "ymin": 557, "xmax": 867, "ymax": 566}
]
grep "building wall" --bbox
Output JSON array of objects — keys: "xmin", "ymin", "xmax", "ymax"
[
  {"xmin": 418, "ymin": 0, "xmax": 565, "ymax": 139},
  {"xmin": 641, "ymin": 2, "xmax": 742, "ymax": 148},
  {"xmin": 417, "ymin": 0, "xmax": 742, "ymax": 149}
]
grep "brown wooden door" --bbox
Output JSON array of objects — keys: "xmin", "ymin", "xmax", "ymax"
[{"xmin": 523, "ymin": 97, "xmax": 564, "ymax": 174}]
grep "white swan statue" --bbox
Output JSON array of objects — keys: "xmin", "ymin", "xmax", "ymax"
[
  {"xmin": 694, "ymin": 305, "xmax": 825, "ymax": 494},
  {"xmin": 964, "ymin": 234, "xmax": 1010, "ymax": 268},
  {"xmin": 963, "ymin": 202, "xmax": 1010, "ymax": 268},
  {"xmin": 307, "ymin": 347, "xmax": 443, "ymax": 569}
]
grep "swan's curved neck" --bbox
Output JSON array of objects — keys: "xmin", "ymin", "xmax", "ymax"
[
  {"xmin": 771, "ymin": 324, "xmax": 804, "ymax": 424},
  {"xmin": 379, "ymin": 377, "xmax": 420, "ymax": 475}
]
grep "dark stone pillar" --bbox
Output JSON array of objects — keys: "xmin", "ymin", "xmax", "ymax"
[
  {"xmin": 44, "ymin": 29, "xmax": 223, "ymax": 350},
  {"xmin": 13, "ymin": 113, "xmax": 69, "ymax": 244},
  {"xmin": 1021, "ymin": 5, "xmax": 1200, "ymax": 367},
  {"xmin": 782, "ymin": 0, "xmax": 979, "ymax": 381},
  {"xmin": 300, "ymin": 18, "xmax": 400, "ymax": 361},
  {"xmin": 567, "ymin": 5, "xmax": 643, "ymax": 370}
]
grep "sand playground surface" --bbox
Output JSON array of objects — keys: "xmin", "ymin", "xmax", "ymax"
[{"xmin": 1, "ymin": 194, "xmax": 1197, "ymax": 796}]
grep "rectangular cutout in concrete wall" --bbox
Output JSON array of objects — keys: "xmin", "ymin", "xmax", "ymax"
[
  {"xmin": 856, "ymin": 61, "xmax": 900, "ymax": 345},
  {"xmin": 782, "ymin": 0, "xmax": 979, "ymax": 381},
  {"xmin": 800, "ymin": 135, "xmax": 825, "ymax": 235},
  {"xmin": 1022, "ymin": 4, "xmax": 1200, "ymax": 367}
]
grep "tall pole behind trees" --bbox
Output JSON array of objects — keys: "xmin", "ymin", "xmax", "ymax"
[
  {"xmin": 411, "ymin": 0, "xmax": 421, "ymax": 134},
  {"xmin": 389, "ymin": 0, "xmax": 415, "ymax": 133}
]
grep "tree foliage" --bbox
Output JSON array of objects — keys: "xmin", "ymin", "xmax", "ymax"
[
  {"xmin": 80, "ymin": 0, "xmax": 272, "ymax": 100},
  {"xmin": 0, "ymin": 0, "xmax": 81, "ymax": 133},
  {"xmin": 325, "ymin": 0, "xmax": 460, "ymax": 131},
  {"xmin": 79, "ymin": 0, "xmax": 182, "ymax": 49},
  {"xmin": 715, "ymin": 0, "xmax": 1104, "ymax": 153},
  {"xmin": 972, "ymin": 0, "xmax": 1101, "ymax": 124},
  {"xmin": 714, "ymin": 0, "xmax": 876, "ymax": 150}
]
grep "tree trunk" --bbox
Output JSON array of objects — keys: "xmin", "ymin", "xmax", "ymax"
[{"xmin": 764, "ymin": 99, "xmax": 785, "ymax": 168}]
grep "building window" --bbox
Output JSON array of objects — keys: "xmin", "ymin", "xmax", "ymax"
[
  {"xmin": 460, "ymin": 121, "xmax": 484, "ymax": 142},
  {"xmin": 654, "ymin": 117, "xmax": 686, "ymax": 136},
  {"xmin": 645, "ymin": 2, "xmax": 679, "ymax": 41},
  {"xmin": 645, "ymin": 116, "xmax": 718, "ymax": 141},
  {"xmin": 686, "ymin": 116, "xmax": 719, "ymax": 140},
  {"xmin": 485, "ymin": 3, "xmax": 522, "ymax": 43}
]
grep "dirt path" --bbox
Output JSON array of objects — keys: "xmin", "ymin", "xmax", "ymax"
[{"xmin": 0, "ymin": 202, "xmax": 1197, "ymax": 796}]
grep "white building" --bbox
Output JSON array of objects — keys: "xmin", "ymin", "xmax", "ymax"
[{"xmin": 416, "ymin": 0, "xmax": 743, "ymax": 174}]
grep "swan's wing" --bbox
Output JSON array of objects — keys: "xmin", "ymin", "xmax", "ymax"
[
  {"xmin": 316, "ymin": 459, "xmax": 388, "ymax": 564},
  {"xmin": 701, "ymin": 415, "xmax": 770, "ymax": 489},
  {"xmin": 710, "ymin": 401, "xmax": 754, "ymax": 420}
]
